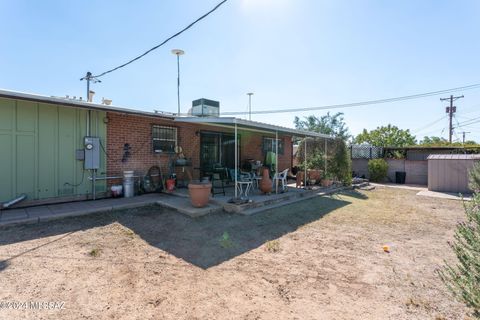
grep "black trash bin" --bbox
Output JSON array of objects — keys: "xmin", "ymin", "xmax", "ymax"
[{"xmin": 395, "ymin": 171, "xmax": 406, "ymax": 184}]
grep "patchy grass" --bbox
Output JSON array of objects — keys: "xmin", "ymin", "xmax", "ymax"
[
  {"xmin": 88, "ymin": 248, "xmax": 101, "ymax": 257},
  {"xmin": 265, "ymin": 240, "xmax": 280, "ymax": 252},
  {"xmin": 0, "ymin": 188, "xmax": 469, "ymax": 319},
  {"xmin": 219, "ymin": 231, "xmax": 233, "ymax": 248}
]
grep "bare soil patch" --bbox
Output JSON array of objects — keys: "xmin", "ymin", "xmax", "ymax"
[{"xmin": 0, "ymin": 188, "xmax": 470, "ymax": 319}]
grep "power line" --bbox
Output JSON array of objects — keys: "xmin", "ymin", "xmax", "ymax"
[
  {"xmin": 457, "ymin": 119, "xmax": 480, "ymax": 128},
  {"xmin": 412, "ymin": 115, "xmax": 447, "ymax": 133},
  {"xmin": 91, "ymin": 0, "xmax": 228, "ymax": 78},
  {"xmin": 456, "ymin": 115, "xmax": 480, "ymax": 126},
  {"xmin": 220, "ymin": 83, "xmax": 480, "ymax": 115}
]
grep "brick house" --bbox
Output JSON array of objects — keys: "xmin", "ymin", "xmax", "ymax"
[
  {"xmin": 106, "ymin": 112, "xmax": 294, "ymax": 186},
  {"xmin": 0, "ymin": 89, "xmax": 330, "ymax": 206}
]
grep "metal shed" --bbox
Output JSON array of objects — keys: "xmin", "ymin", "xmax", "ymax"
[{"xmin": 427, "ymin": 154, "xmax": 480, "ymax": 194}]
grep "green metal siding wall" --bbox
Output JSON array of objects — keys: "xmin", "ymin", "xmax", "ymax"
[{"xmin": 0, "ymin": 97, "xmax": 107, "ymax": 202}]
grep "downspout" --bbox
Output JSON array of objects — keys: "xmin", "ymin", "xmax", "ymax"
[{"xmin": 1, "ymin": 194, "xmax": 27, "ymax": 209}]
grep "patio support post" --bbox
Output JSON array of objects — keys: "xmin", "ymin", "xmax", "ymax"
[
  {"xmin": 304, "ymin": 136, "xmax": 307, "ymax": 189},
  {"xmin": 275, "ymin": 130, "xmax": 278, "ymax": 194},
  {"xmin": 324, "ymin": 137, "xmax": 327, "ymax": 175},
  {"xmin": 234, "ymin": 121, "xmax": 238, "ymax": 198}
]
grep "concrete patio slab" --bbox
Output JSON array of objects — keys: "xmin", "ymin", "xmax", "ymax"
[
  {"xmin": 370, "ymin": 182, "xmax": 427, "ymax": 191},
  {"xmin": 0, "ymin": 193, "xmax": 166, "ymax": 228},
  {"xmin": 416, "ymin": 190, "xmax": 472, "ymax": 201},
  {"xmin": 0, "ymin": 208, "xmax": 28, "ymax": 221}
]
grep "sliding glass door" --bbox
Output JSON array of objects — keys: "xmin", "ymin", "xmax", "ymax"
[{"xmin": 200, "ymin": 131, "xmax": 239, "ymax": 171}]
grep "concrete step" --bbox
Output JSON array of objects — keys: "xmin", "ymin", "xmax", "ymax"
[
  {"xmin": 239, "ymin": 186, "xmax": 347, "ymax": 216},
  {"xmin": 156, "ymin": 195, "xmax": 223, "ymax": 218}
]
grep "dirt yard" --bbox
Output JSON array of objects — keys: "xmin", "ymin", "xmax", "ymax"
[{"xmin": 0, "ymin": 187, "xmax": 471, "ymax": 319}]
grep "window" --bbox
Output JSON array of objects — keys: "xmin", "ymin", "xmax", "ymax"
[
  {"xmin": 152, "ymin": 125, "xmax": 177, "ymax": 153},
  {"xmin": 262, "ymin": 137, "xmax": 284, "ymax": 155}
]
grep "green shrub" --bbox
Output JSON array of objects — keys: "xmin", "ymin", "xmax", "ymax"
[
  {"xmin": 470, "ymin": 162, "xmax": 480, "ymax": 193},
  {"xmin": 329, "ymin": 139, "xmax": 352, "ymax": 185},
  {"xmin": 438, "ymin": 164, "xmax": 480, "ymax": 317},
  {"xmin": 368, "ymin": 159, "xmax": 388, "ymax": 182}
]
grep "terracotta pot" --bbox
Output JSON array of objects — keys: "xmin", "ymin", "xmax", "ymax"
[
  {"xmin": 321, "ymin": 179, "xmax": 332, "ymax": 187},
  {"xmin": 188, "ymin": 182, "xmax": 212, "ymax": 208},
  {"xmin": 308, "ymin": 169, "xmax": 323, "ymax": 181},
  {"xmin": 296, "ymin": 171, "xmax": 305, "ymax": 188},
  {"xmin": 259, "ymin": 167, "xmax": 273, "ymax": 194}
]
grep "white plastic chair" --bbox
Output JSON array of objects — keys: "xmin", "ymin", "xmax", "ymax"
[{"xmin": 273, "ymin": 168, "xmax": 289, "ymax": 192}]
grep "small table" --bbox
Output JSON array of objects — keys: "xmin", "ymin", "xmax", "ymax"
[{"xmin": 236, "ymin": 181, "xmax": 252, "ymax": 198}]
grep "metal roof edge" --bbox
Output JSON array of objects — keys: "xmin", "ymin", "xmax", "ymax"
[
  {"xmin": 174, "ymin": 116, "xmax": 333, "ymax": 138},
  {"xmin": 0, "ymin": 88, "xmax": 174, "ymax": 119}
]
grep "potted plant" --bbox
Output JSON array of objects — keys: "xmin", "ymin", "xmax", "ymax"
[
  {"xmin": 188, "ymin": 180, "xmax": 212, "ymax": 208},
  {"xmin": 321, "ymin": 172, "xmax": 334, "ymax": 187}
]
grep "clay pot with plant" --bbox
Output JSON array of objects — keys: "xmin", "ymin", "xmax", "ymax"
[
  {"xmin": 321, "ymin": 173, "xmax": 334, "ymax": 187},
  {"xmin": 188, "ymin": 180, "xmax": 212, "ymax": 208}
]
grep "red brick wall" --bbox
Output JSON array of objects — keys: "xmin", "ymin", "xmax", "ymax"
[{"xmin": 106, "ymin": 112, "xmax": 293, "ymax": 186}]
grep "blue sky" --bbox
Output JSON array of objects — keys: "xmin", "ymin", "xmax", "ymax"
[{"xmin": 1, "ymin": 0, "xmax": 480, "ymax": 142}]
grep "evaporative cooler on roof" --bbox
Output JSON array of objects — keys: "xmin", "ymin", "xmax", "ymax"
[{"xmin": 191, "ymin": 98, "xmax": 220, "ymax": 117}]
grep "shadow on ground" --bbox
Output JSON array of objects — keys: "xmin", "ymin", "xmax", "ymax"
[{"xmin": 0, "ymin": 191, "xmax": 360, "ymax": 270}]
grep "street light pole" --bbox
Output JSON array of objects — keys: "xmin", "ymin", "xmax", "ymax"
[
  {"xmin": 171, "ymin": 49, "xmax": 185, "ymax": 116},
  {"xmin": 247, "ymin": 92, "xmax": 254, "ymax": 121}
]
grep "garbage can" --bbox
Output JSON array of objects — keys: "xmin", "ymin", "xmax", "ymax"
[
  {"xmin": 123, "ymin": 171, "xmax": 135, "ymax": 197},
  {"xmin": 395, "ymin": 171, "xmax": 406, "ymax": 184}
]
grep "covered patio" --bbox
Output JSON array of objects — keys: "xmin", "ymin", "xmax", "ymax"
[{"xmin": 175, "ymin": 116, "xmax": 333, "ymax": 199}]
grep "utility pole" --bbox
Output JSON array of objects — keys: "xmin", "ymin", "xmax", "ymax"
[
  {"xmin": 460, "ymin": 131, "xmax": 471, "ymax": 144},
  {"xmin": 247, "ymin": 92, "xmax": 254, "ymax": 121},
  {"xmin": 171, "ymin": 49, "xmax": 185, "ymax": 116},
  {"xmin": 440, "ymin": 95, "xmax": 463, "ymax": 143}
]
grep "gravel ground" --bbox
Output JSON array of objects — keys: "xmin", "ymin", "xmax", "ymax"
[{"xmin": 0, "ymin": 187, "xmax": 472, "ymax": 319}]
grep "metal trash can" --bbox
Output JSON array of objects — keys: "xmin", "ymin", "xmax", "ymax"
[{"xmin": 123, "ymin": 171, "xmax": 135, "ymax": 198}]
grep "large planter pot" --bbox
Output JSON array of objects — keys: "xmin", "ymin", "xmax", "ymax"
[
  {"xmin": 321, "ymin": 179, "xmax": 333, "ymax": 187},
  {"xmin": 188, "ymin": 182, "xmax": 212, "ymax": 208},
  {"xmin": 308, "ymin": 169, "xmax": 323, "ymax": 181},
  {"xmin": 259, "ymin": 167, "xmax": 273, "ymax": 194}
]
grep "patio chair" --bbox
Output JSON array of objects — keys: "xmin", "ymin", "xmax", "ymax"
[
  {"xmin": 272, "ymin": 168, "xmax": 289, "ymax": 192},
  {"xmin": 228, "ymin": 168, "xmax": 253, "ymax": 198}
]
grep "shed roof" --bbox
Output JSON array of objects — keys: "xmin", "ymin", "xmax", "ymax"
[{"xmin": 427, "ymin": 154, "xmax": 480, "ymax": 160}]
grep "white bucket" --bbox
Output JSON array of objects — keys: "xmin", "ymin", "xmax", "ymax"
[
  {"xmin": 111, "ymin": 185, "xmax": 123, "ymax": 197},
  {"xmin": 123, "ymin": 170, "xmax": 134, "ymax": 178}
]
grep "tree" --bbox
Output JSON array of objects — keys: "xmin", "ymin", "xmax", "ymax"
[
  {"xmin": 438, "ymin": 162, "xmax": 480, "ymax": 317},
  {"xmin": 419, "ymin": 136, "xmax": 449, "ymax": 146},
  {"xmin": 354, "ymin": 124, "xmax": 416, "ymax": 147},
  {"xmin": 419, "ymin": 136, "xmax": 479, "ymax": 147},
  {"xmin": 294, "ymin": 112, "xmax": 350, "ymax": 140}
]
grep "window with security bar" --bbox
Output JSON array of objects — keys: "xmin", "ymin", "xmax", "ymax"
[{"xmin": 152, "ymin": 125, "xmax": 177, "ymax": 153}]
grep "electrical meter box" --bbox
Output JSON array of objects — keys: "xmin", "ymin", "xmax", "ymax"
[{"xmin": 84, "ymin": 137, "xmax": 100, "ymax": 169}]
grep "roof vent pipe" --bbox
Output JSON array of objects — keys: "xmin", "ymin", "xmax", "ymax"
[
  {"xmin": 88, "ymin": 90, "xmax": 95, "ymax": 102},
  {"xmin": 102, "ymin": 97, "xmax": 112, "ymax": 105}
]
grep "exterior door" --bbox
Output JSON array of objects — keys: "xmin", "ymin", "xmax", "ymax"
[{"xmin": 200, "ymin": 131, "xmax": 239, "ymax": 171}]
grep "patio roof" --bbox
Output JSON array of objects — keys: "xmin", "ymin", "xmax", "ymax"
[{"xmin": 174, "ymin": 116, "xmax": 333, "ymax": 139}]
